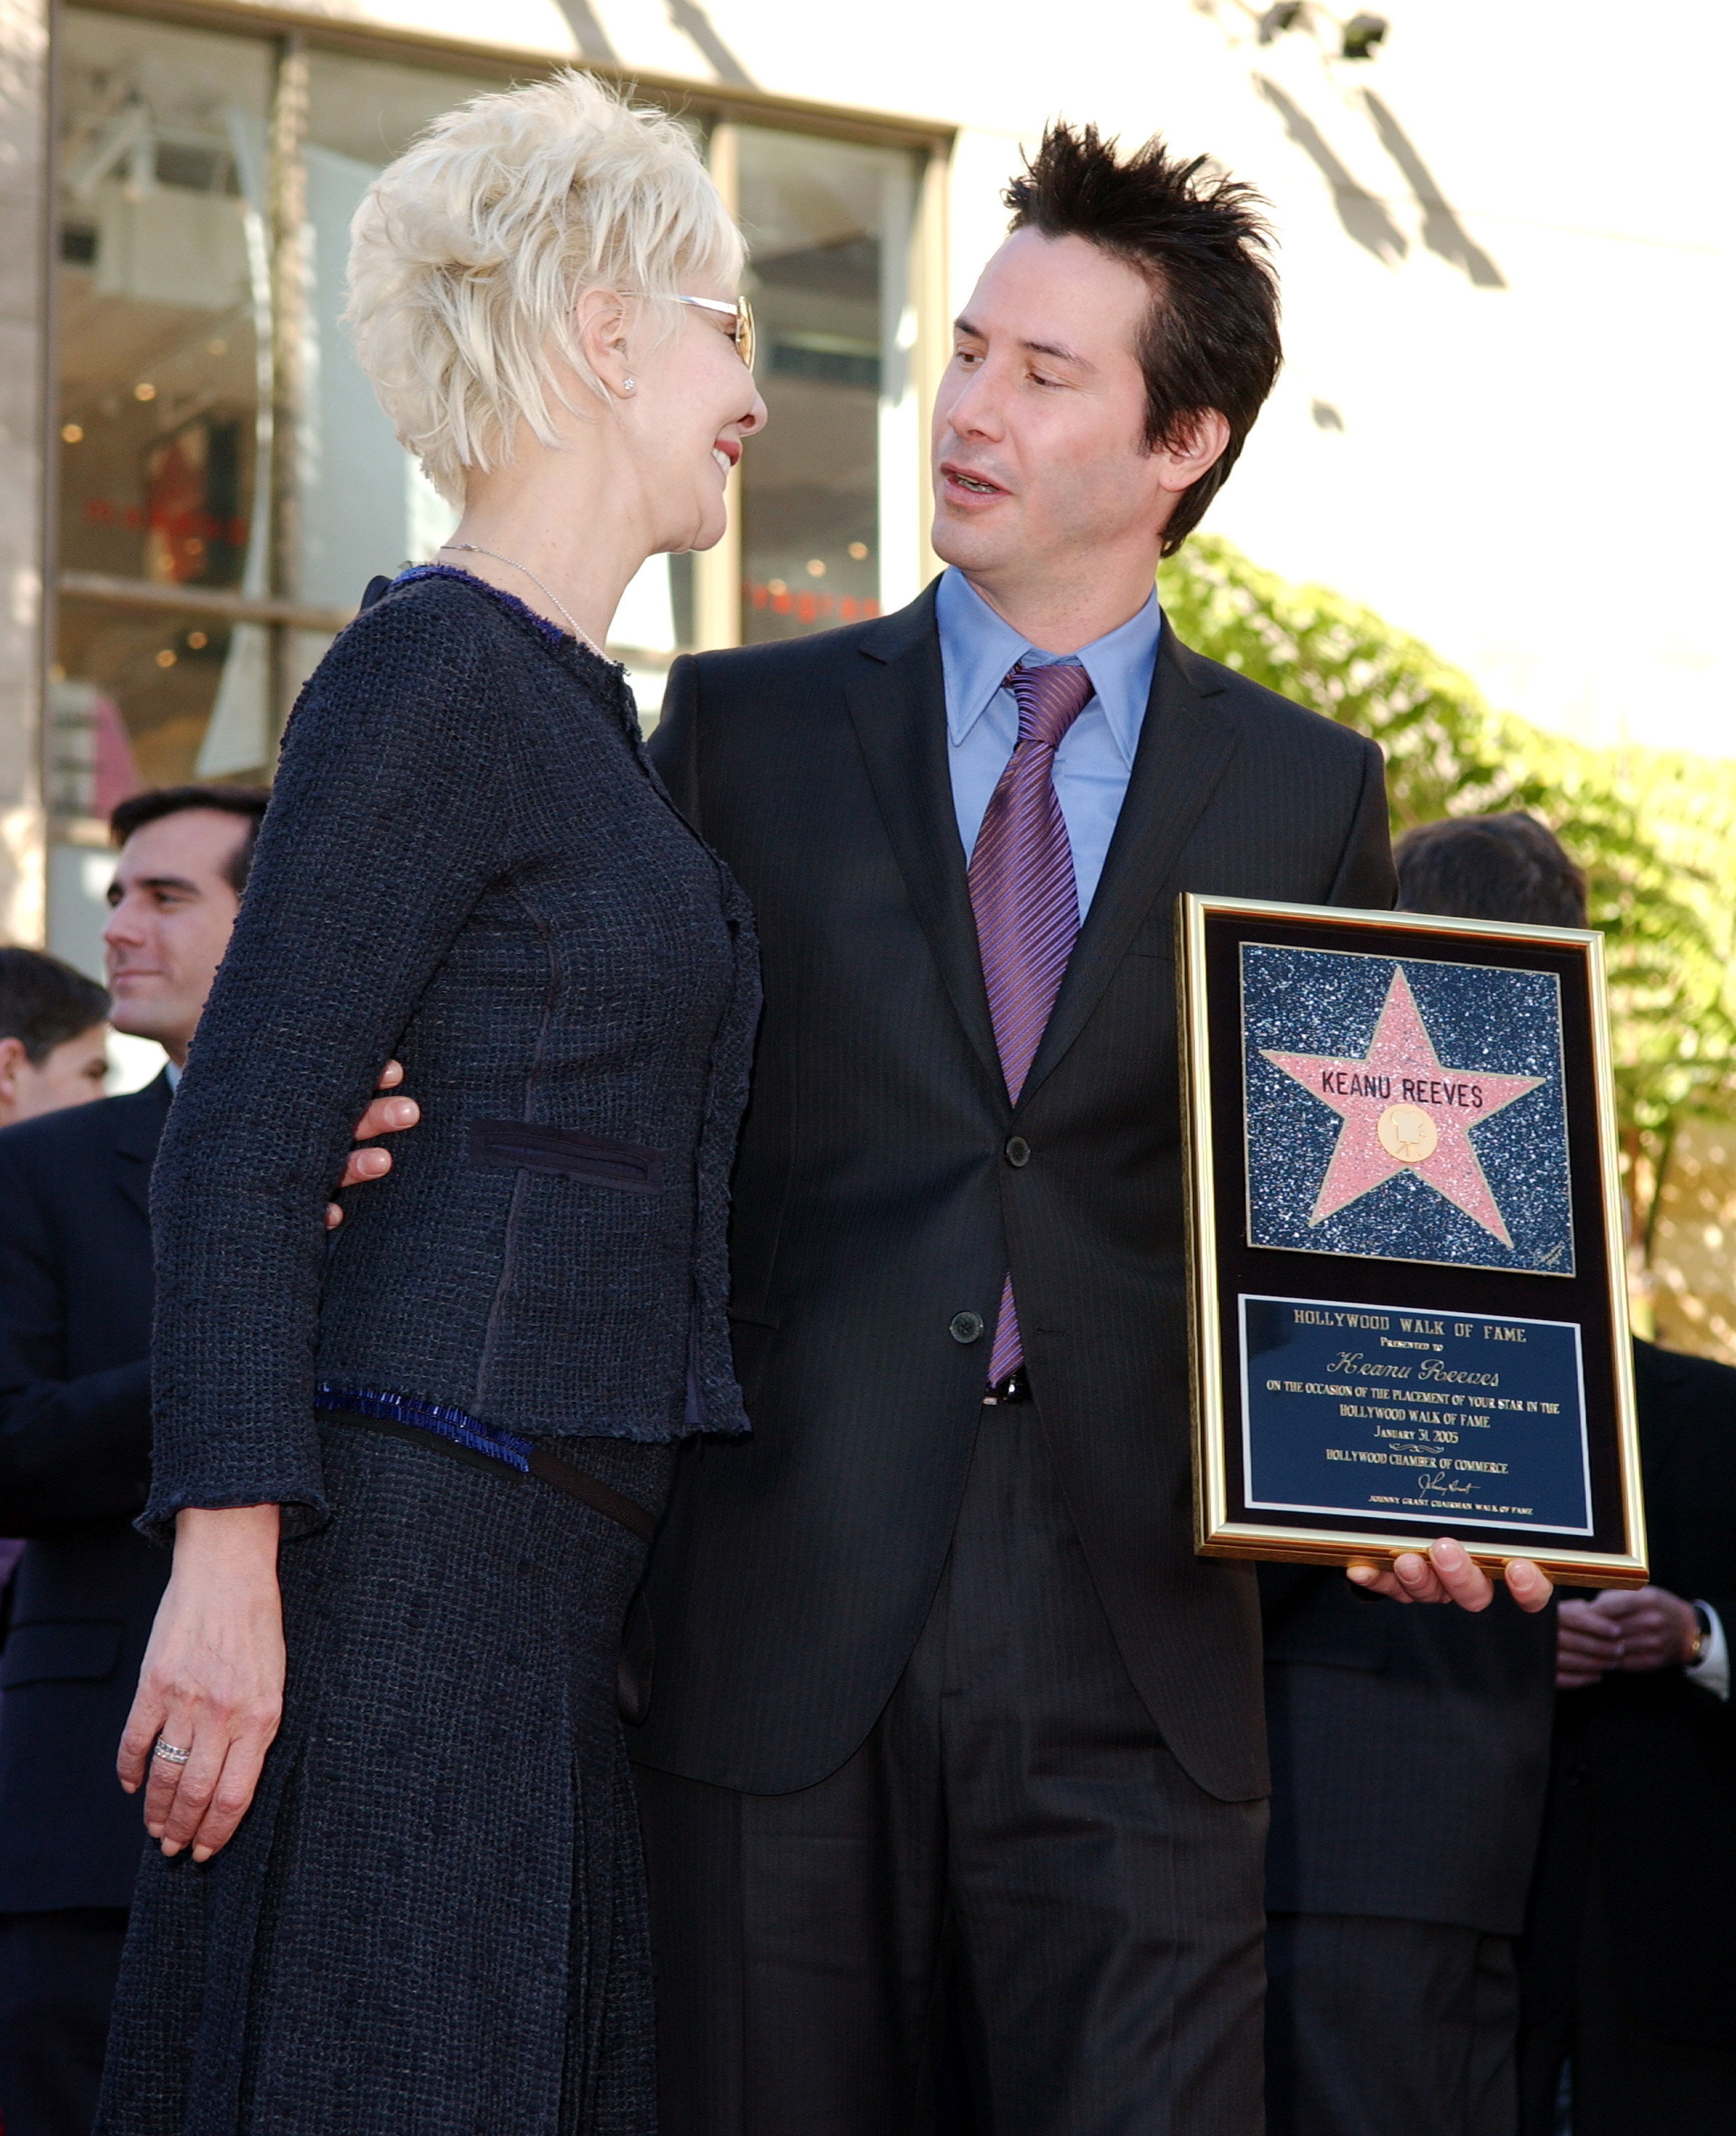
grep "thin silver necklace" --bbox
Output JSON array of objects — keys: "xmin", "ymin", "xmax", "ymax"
[{"xmin": 437, "ymin": 542, "xmax": 607, "ymax": 659}]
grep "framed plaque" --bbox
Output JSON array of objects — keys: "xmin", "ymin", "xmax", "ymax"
[{"xmin": 1179, "ymin": 894, "xmax": 1647, "ymax": 1586}]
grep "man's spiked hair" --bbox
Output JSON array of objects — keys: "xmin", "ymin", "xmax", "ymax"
[{"xmin": 1005, "ymin": 122, "xmax": 1282, "ymax": 555}]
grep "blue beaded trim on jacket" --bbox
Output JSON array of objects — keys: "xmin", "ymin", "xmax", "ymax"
[{"xmin": 314, "ymin": 1383, "xmax": 533, "ymax": 1472}]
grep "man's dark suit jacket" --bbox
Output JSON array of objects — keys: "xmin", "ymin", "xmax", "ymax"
[
  {"xmin": 1260, "ymin": 1564, "xmax": 1555, "ymax": 1935},
  {"xmin": 1525, "ymin": 1336, "xmax": 1736, "ymax": 2048},
  {"xmin": 0, "ymin": 1074, "xmax": 169, "ymax": 1912},
  {"xmin": 634, "ymin": 585, "xmax": 1396, "ymax": 1802}
]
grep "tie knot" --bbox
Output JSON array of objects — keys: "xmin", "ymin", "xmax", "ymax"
[{"xmin": 1004, "ymin": 659, "xmax": 1094, "ymax": 750}]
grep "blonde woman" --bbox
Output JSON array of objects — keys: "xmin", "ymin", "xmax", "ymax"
[{"xmin": 96, "ymin": 73, "xmax": 765, "ymax": 2132}]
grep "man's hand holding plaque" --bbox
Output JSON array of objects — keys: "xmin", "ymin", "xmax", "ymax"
[{"xmin": 1346, "ymin": 1536, "xmax": 1553, "ymax": 1611}]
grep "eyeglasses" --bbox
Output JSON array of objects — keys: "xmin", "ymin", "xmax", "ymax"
[
  {"xmin": 674, "ymin": 293, "xmax": 756, "ymax": 370},
  {"xmin": 626, "ymin": 292, "xmax": 755, "ymax": 371}
]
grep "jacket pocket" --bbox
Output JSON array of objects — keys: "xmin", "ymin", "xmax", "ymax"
[
  {"xmin": 467, "ymin": 1120, "xmax": 665, "ymax": 1194},
  {"xmin": 1, "ymin": 1619, "xmax": 123, "ymax": 1687}
]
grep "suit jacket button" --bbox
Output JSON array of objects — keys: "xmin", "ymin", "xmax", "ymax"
[
  {"xmin": 949, "ymin": 1311, "xmax": 985, "ymax": 1344},
  {"xmin": 1004, "ymin": 1136, "xmax": 1030, "ymax": 1168}
]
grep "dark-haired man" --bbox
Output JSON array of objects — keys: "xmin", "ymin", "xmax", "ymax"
[
  {"xmin": 0, "ymin": 787, "xmax": 411, "ymax": 2136},
  {"xmin": 1386, "ymin": 812, "xmax": 1591, "ymax": 940},
  {"xmin": 0, "ymin": 951, "xmax": 110, "ymax": 1131},
  {"xmin": 99, "ymin": 784, "xmax": 270, "ymax": 1063},
  {"xmin": 620, "ymin": 128, "xmax": 1545, "ymax": 2134}
]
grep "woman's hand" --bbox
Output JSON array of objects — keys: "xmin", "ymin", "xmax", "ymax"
[
  {"xmin": 325, "ymin": 1059, "xmax": 420, "ymax": 1230},
  {"xmin": 117, "ymin": 1505, "xmax": 285, "ymax": 1863}
]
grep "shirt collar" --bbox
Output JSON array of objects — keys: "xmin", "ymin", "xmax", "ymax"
[{"xmin": 935, "ymin": 566, "xmax": 1161, "ymax": 768}]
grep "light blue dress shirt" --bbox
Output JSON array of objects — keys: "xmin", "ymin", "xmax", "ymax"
[{"xmin": 935, "ymin": 567, "xmax": 1162, "ymax": 920}]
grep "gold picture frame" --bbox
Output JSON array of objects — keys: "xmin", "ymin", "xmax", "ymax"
[{"xmin": 1179, "ymin": 894, "xmax": 1647, "ymax": 1587}]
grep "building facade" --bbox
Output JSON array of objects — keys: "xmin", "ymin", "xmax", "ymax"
[{"xmin": 0, "ymin": 0, "xmax": 1727, "ymax": 969}]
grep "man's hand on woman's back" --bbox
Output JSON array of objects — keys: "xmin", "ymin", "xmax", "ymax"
[{"xmin": 326, "ymin": 1059, "xmax": 419, "ymax": 1228}]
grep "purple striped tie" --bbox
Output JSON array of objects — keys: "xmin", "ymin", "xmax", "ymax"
[{"xmin": 968, "ymin": 658, "xmax": 1094, "ymax": 1384}]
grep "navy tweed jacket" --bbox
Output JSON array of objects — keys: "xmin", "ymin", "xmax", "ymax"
[{"xmin": 144, "ymin": 571, "xmax": 759, "ymax": 1542}]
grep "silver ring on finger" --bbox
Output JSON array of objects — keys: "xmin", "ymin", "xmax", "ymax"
[{"xmin": 152, "ymin": 1739, "xmax": 192, "ymax": 1766}]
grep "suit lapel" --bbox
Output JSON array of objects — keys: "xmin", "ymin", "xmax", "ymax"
[
  {"xmin": 1019, "ymin": 627, "xmax": 1241, "ymax": 1105},
  {"xmin": 111, "ymin": 1071, "xmax": 172, "ymax": 1220},
  {"xmin": 845, "ymin": 590, "xmax": 1005, "ymax": 1099}
]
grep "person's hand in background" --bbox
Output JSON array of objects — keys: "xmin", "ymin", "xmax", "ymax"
[{"xmin": 1556, "ymin": 1584, "xmax": 1700, "ymax": 1688}]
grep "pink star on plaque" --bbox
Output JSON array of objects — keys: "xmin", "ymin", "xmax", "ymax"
[{"xmin": 1261, "ymin": 965, "xmax": 1544, "ymax": 1245}]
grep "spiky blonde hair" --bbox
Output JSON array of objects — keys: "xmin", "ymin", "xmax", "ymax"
[{"xmin": 347, "ymin": 70, "xmax": 741, "ymax": 505}]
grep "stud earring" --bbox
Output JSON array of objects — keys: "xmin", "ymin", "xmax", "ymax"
[{"xmin": 622, "ymin": 376, "xmax": 637, "ymax": 394}]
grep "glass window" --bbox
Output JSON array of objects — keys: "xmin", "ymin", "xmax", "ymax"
[
  {"xmin": 736, "ymin": 128, "xmax": 921, "ymax": 642},
  {"xmin": 53, "ymin": 10, "xmax": 272, "ymax": 811},
  {"xmin": 301, "ymin": 54, "xmax": 500, "ymax": 611}
]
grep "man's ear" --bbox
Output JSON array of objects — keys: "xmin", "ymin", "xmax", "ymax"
[
  {"xmin": 0, "ymin": 1035, "xmax": 27, "ymax": 1111},
  {"xmin": 1151, "ymin": 408, "xmax": 1231, "ymax": 498}
]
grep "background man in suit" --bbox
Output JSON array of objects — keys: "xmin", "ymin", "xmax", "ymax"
[
  {"xmin": 0, "ymin": 785, "xmax": 267, "ymax": 2135},
  {"xmin": 1517, "ymin": 1339, "xmax": 1735, "ymax": 2135},
  {"xmin": 0, "ymin": 785, "xmax": 408, "ymax": 2136},
  {"xmin": 1492, "ymin": 859, "xmax": 1736, "ymax": 2135},
  {"xmin": 1261, "ymin": 815, "xmax": 1583, "ymax": 2136},
  {"xmin": 0, "ymin": 948, "xmax": 115, "ymax": 1835},
  {"xmin": 0, "ymin": 951, "xmax": 115, "ymax": 1845},
  {"xmin": 629, "ymin": 126, "xmax": 1547, "ymax": 2135},
  {"xmin": 0, "ymin": 953, "xmax": 111, "ymax": 1131}
]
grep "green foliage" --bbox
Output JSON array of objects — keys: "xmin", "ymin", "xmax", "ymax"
[
  {"xmin": 1158, "ymin": 535, "xmax": 1519, "ymax": 827},
  {"xmin": 1158, "ymin": 536, "xmax": 1736, "ymax": 1259}
]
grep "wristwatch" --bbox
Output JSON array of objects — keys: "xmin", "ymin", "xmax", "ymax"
[{"xmin": 1686, "ymin": 1603, "xmax": 1713, "ymax": 1667}]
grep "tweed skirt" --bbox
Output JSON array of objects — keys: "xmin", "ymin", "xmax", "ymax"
[{"xmin": 96, "ymin": 1420, "xmax": 676, "ymax": 2136}]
